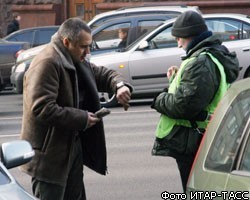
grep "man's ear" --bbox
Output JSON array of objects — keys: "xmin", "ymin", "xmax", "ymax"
[{"xmin": 63, "ymin": 38, "xmax": 70, "ymax": 48}]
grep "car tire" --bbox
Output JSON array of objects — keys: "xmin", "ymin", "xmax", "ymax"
[{"xmin": 99, "ymin": 92, "xmax": 118, "ymax": 107}]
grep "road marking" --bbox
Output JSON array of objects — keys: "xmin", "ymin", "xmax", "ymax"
[
  {"xmin": 0, "ymin": 134, "xmax": 19, "ymax": 138},
  {"xmin": 0, "ymin": 117, "xmax": 22, "ymax": 120}
]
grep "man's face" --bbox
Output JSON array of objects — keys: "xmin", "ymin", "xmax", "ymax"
[
  {"xmin": 176, "ymin": 37, "xmax": 191, "ymax": 51},
  {"xmin": 64, "ymin": 30, "xmax": 92, "ymax": 63},
  {"xmin": 118, "ymin": 29, "xmax": 127, "ymax": 40},
  {"xmin": 16, "ymin": 16, "xmax": 21, "ymax": 21}
]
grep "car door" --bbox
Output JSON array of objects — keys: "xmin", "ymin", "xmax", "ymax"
[
  {"xmin": 128, "ymin": 23, "xmax": 184, "ymax": 93},
  {"xmin": 205, "ymin": 17, "xmax": 250, "ymax": 79}
]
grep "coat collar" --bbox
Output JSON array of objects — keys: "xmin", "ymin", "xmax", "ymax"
[{"xmin": 51, "ymin": 33, "xmax": 76, "ymax": 71}]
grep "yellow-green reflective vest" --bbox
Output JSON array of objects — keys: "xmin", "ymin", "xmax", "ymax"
[{"xmin": 155, "ymin": 52, "xmax": 229, "ymax": 139}]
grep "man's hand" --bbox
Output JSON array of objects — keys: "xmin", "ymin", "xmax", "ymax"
[
  {"xmin": 116, "ymin": 86, "xmax": 131, "ymax": 111},
  {"xmin": 167, "ymin": 66, "xmax": 178, "ymax": 80},
  {"xmin": 87, "ymin": 112, "xmax": 100, "ymax": 128}
]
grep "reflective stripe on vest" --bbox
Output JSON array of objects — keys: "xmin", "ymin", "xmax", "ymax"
[{"xmin": 155, "ymin": 52, "xmax": 229, "ymax": 139}]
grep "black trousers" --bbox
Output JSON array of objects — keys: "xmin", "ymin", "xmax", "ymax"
[
  {"xmin": 176, "ymin": 154, "xmax": 195, "ymax": 193},
  {"xmin": 32, "ymin": 136, "xmax": 86, "ymax": 200}
]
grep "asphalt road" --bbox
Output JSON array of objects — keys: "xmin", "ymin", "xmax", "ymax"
[{"xmin": 0, "ymin": 91, "xmax": 183, "ymax": 200}]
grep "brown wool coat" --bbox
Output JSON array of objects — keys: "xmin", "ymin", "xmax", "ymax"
[{"xmin": 20, "ymin": 36, "xmax": 128, "ymax": 185}]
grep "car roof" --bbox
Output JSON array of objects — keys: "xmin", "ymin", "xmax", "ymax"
[
  {"xmin": 92, "ymin": 13, "xmax": 174, "ymax": 30},
  {"xmin": 203, "ymin": 13, "xmax": 250, "ymax": 19},
  {"xmin": 4, "ymin": 26, "xmax": 59, "ymax": 39},
  {"xmin": 159, "ymin": 13, "xmax": 250, "ymax": 26},
  {"xmin": 88, "ymin": 5, "xmax": 200, "ymax": 27}
]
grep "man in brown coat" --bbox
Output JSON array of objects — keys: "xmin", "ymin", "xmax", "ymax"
[{"xmin": 20, "ymin": 17, "xmax": 132, "ymax": 200}]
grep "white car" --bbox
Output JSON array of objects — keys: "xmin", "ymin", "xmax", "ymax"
[
  {"xmin": 88, "ymin": 5, "xmax": 200, "ymax": 29},
  {"xmin": 0, "ymin": 140, "xmax": 36, "ymax": 200},
  {"xmin": 90, "ymin": 13, "xmax": 250, "ymax": 107}
]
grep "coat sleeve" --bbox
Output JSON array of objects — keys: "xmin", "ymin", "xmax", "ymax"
[
  {"xmin": 152, "ymin": 55, "xmax": 220, "ymax": 120},
  {"xmin": 90, "ymin": 62, "xmax": 133, "ymax": 93}
]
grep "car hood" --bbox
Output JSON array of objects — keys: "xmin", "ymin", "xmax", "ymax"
[
  {"xmin": 16, "ymin": 44, "xmax": 47, "ymax": 63},
  {"xmin": 90, "ymin": 51, "xmax": 130, "ymax": 66}
]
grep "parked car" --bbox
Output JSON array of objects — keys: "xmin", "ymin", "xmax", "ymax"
[
  {"xmin": 0, "ymin": 140, "xmax": 37, "ymax": 200},
  {"xmin": 4, "ymin": 26, "xmax": 59, "ymax": 48},
  {"xmin": 88, "ymin": 4, "xmax": 200, "ymax": 29},
  {"xmin": 11, "ymin": 13, "xmax": 250, "ymax": 106},
  {"xmin": 186, "ymin": 77, "xmax": 250, "ymax": 195},
  {"xmin": 0, "ymin": 38, "xmax": 29, "ymax": 91},
  {"xmin": 10, "ymin": 13, "xmax": 180, "ymax": 94},
  {"xmin": 90, "ymin": 13, "xmax": 250, "ymax": 107}
]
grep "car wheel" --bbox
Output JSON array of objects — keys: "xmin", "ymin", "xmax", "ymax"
[{"xmin": 99, "ymin": 92, "xmax": 118, "ymax": 107}]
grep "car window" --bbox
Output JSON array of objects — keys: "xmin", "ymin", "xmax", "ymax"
[
  {"xmin": 35, "ymin": 29, "xmax": 57, "ymax": 47},
  {"xmin": 149, "ymin": 26, "xmax": 177, "ymax": 49},
  {"xmin": 0, "ymin": 167, "xmax": 11, "ymax": 185},
  {"xmin": 89, "ymin": 11, "xmax": 180, "ymax": 30},
  {"xmin": 93, "ymin": 22, "xmax": 131, "ymax": 50},
  {"xmin": 137, "ymin": 20, "xmax": 165, "ymax": 38},
  {"xmin": 205, "ymin": 18, "xmax": 250, "ymax": 42},
  {"xmin": 7, "ymin": 31, "xmax": 34, "ymax": 44},
  {"xmin": 205, "ymin": 89, "xmax": 250, "ymax": 172},
  {"xmin": 240, "ymin": 132, "xmax": 250, "ymax": 171}
]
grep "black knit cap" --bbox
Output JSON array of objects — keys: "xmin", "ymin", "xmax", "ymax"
[{"xmin": 171, "ymin": 11, "xmax": 208, "ymax": 38}]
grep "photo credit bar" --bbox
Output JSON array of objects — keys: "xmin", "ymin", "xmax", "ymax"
[{"xmin": 161, "ymin": 191, "xmax": 250, "ymax": 200}]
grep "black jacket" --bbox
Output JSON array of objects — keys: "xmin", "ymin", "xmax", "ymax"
[
  {"xmin": 7, "ymin": 19, "xmax": 19, "ymax": 35},
  {"xmin": 151, "ymin": 32, "xmax": 239, "ymax": 156}
]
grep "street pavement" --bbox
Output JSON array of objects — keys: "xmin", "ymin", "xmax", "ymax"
[{"xmin": 0, "ymin": 91, "xmax": 183, "ymax": 200}]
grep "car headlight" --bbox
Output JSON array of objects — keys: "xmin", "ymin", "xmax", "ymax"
[{"xmin": 15, "ymin": 63, "xmax": 27, "ymax": 73}]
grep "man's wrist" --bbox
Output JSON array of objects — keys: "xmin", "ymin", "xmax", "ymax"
[{"xmin": 116, "ymin": 81, "xmax": 125, "ymax": 91}]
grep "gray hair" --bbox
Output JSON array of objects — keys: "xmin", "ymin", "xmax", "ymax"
[{"xmin": 58, "ymin": 17, "xmax": 91, "ymax": 44}]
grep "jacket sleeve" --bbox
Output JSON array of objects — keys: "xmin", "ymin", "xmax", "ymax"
[
  {"xmin": 90, "ymin": 62, "xmax": 133, "ymax": 93},
  {"xmin": 152, "ymin": 55, "xmax": 220, "ymax": 120}
]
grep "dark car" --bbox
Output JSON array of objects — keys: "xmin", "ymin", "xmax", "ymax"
[
  {"xmin": 0, "ymin": 140, "xmax": 37, "ymax": 200},
  {"xmin": 0, "ymin": 38, "xmax": 29, "ymax": 90},
  {"xmin": 4, "ymin": 26, "xmax": 59, "ymax": 48}
]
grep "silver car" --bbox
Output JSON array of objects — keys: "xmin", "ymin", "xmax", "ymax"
[
  {"xmin": 187, "ymin": 77, "xmax": 250, "ymax": 195},
  {"xmin": 90, "ymin": 13, "xmax": 250, "ymax": 107},
  {"xmin": 0, "ymin": 140, "xmax": 36, "ymax": 200}
]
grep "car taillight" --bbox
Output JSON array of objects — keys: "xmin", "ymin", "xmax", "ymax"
[
  {"xmin": 15, "ymin": 49, "xmax": 25, "ymax": 59},
  {"xmin": 229, "ymin": 35, "xmax": 236, "ymax": 40}
]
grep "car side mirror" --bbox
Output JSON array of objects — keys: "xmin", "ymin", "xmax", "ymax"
[
  {"xmin": 138, "ymin": 41, "xmax": 149, "ymax": 50},
  {"xmin": 0, "ymin": 140, "xmax": 34, "ymax": 169}
]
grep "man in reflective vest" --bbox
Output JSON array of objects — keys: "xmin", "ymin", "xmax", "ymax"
[{"xmin": 151, "ymin": 11, "xmax": 239, "ymax": 192}]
